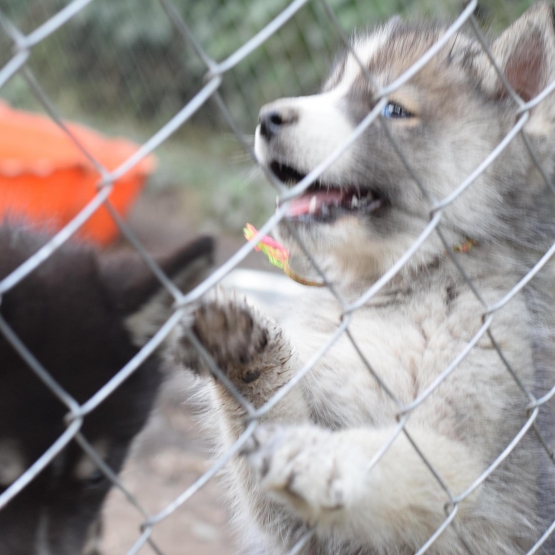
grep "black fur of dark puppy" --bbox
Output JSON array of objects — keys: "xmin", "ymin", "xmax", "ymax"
[{"xmin": 0, "ymin": 225, "xmax": 213, "ymax": 555}]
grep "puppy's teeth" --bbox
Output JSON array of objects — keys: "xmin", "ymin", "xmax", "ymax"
[
  {"xmin": 309, "ymin": 195, "xmax": 317, "ymax": 214},
  {"xmin": 351, "ymin": 195, "xmax": 359, "ymax": 208}
]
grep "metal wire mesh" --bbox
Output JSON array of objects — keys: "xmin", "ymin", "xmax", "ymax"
[{"xmin": 1, "ymin": 0, "xmax": 555, "ymax": 554}]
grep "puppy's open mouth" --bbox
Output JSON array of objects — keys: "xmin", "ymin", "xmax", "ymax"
[{"xmin": 270, "ymin": 161, "xmax": 386, "ymax": 223}]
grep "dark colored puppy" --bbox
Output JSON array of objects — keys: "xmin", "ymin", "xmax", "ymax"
[{"xmin": 0, "ymin": 225, "xmax": 213, "ymax": 555}]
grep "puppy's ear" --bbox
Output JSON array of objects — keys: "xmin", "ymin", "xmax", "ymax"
[
  {"xmin": 99, "ymin": 236, "xmax": 214, "ymax": 346},
  {"xmin": 476, "ymin": 2, "xmax": 555, "ymax": 104}
]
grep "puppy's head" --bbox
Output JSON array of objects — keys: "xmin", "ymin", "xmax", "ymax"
[{"xmin": 255, "ymin": 3, "xmax": 555, "ymax": 290}]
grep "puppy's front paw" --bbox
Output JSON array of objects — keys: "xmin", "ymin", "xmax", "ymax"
[
  {"xmin": 244, "ymin": 425, "xmax": 362, "ymax": 524},
  {"xmin": 193, "ymin": 290, "xmax": 269, "ymax": 379}
]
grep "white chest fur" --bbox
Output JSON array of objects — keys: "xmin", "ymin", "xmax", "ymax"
[{"xmin": 280, "ymin": 283, "xmax": 533, "ymax": 449}]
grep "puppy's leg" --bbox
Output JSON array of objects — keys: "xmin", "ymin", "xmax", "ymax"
[
  {"xmin": 244, "ymin": 424, "xmax": 484, "ymax": 553},
  {"xmin": 188, "ymin": 291, "xmax": 314, "ymax": 549},
  {"xmin": 191, "ymin": 290, "xmax": 310, "ymax": 433}
]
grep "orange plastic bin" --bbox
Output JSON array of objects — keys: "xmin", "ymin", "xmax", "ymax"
[{"xmin": 0, "ymin": 101, "xmax": 156, "ymax": 246}]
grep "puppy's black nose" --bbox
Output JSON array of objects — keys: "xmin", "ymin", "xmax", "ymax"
[{"xmin": 258, "ymin": 106, "xmax": 297, "ymax": 140}]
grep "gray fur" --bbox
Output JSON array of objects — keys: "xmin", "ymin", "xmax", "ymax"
[{"xmin": 186, "ymin": 3, "xmax": 555, "ymax": 553}]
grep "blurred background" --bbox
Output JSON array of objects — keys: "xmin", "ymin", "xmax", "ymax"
[{"xmin": 0, "ymin": 1, "xmax": 541, "ymax": 553}]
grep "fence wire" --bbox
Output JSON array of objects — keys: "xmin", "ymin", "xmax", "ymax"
[{"xmin": 1, "ymin": 1, "xmax": 555, "ymax": 554}]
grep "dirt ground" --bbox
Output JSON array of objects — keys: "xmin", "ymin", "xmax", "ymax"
[
  {"xmin": 99, "ymin": 373, "xmax": 237, "ymax": 555},
  {"xmin": 98, "ymin": 189, "xmax": 265, "ymax": 555}
]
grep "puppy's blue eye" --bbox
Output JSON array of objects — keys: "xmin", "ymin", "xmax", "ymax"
[{"xmin": 382, "ymin": 102, "xmax": 413, "ymax": 119}]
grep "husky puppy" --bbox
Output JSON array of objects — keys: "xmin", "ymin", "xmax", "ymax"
[
  {"xmin": 188, "ymin": 3, "xmax": 555, "ymax": 554},
  {"xmin": 0, "ymin": 225, "xmax": 213, "ymax": 555}
]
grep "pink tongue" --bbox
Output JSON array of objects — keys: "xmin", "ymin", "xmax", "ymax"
[{"xmin": 285, "ymin": 190, "xmax": 345, "ymax": 217}]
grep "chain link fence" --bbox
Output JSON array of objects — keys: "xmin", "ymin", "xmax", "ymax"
[{"xmin": 1, "ymin": 0, "xmax": 555, "ymax": 553}]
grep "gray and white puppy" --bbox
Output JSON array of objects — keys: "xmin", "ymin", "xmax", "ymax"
[{"xmin": 189, "ymin": 3, "xmax": 555, "ymax": 554}]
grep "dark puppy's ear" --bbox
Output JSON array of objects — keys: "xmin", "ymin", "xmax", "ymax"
[
  {"xmin": 475, "ymin": 2, "xmax": 555, "ymax": 105},
  {"xmin": 99, "ymin": 236, "xmax": 214, "ymax": 345},
  {"xmin": 101, "ymin": 236, "xmax": 214, "ymax": 314}
]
